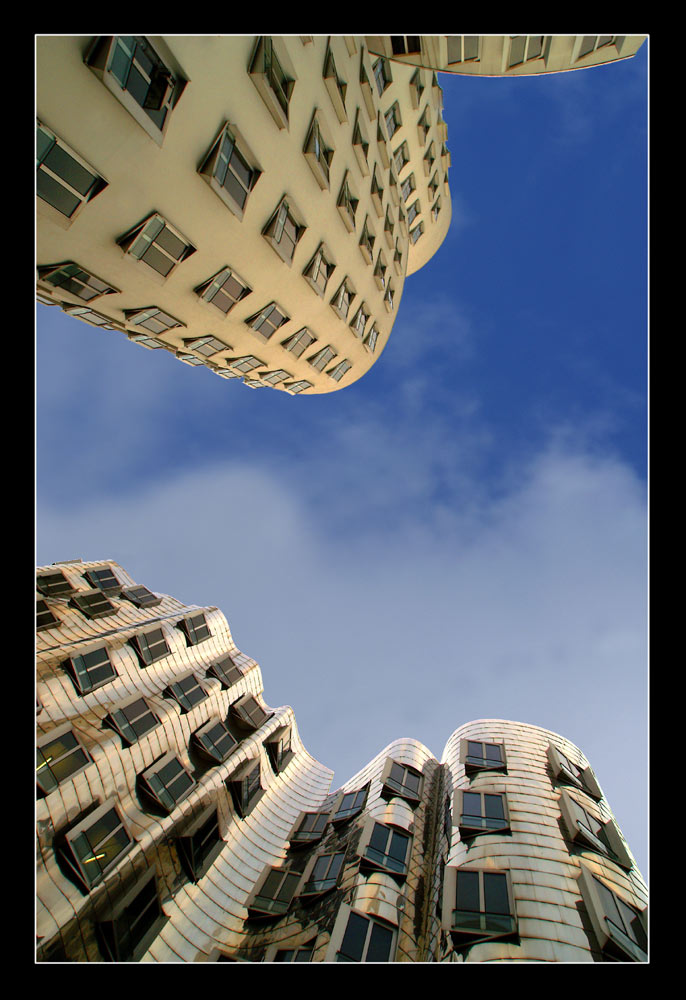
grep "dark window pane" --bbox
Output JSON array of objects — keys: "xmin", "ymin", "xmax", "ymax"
[
  {"xmin": 43, "ymin": 144, "xmax": 96, "ymax": 196},
  {"xmin": 484, "ymin": 794, "xmax": 505, "ymax": 820},
  {"xmin": 37, "ymin": 171, "xmax": 80, "ymax": 217},
  {"xmin": 456, "ymin": 870, "xmax": 480, "ymax": 912},
  {"xmin": 140, "ymin": 244, "xmax": 175, "ymax": 276},
  {"xmin": 485, "ymin": 744, "xmax": 503, "ymax": 762},
  {"xmin": 339, "ymin": 912, "xmax": 368, "ymax": 962},
  {"xmin": 155, "ymin": 226, "xmax": 186, "ymax": 260},
  {"xmin": 483, "ymin": 872, "xmax": 510, "ymax": 915},
  {"xmin": 462, "ymin": 792, "xmax": 481, "ymax": 817},
  {"xmin": 369, "ymin": 823, "xmax": 388, "ymax": 853},
  {"xmin": 366, "ymin": 921, "xmax": 393, "ymax": 962}
]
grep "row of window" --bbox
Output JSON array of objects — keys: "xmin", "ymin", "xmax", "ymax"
[{"xmin": 391, "ymin": 35, "xmax": 626, "ymax": 70}]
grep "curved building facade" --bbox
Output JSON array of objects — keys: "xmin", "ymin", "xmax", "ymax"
[{"xmin": 36, "ymin": 560, "xmax": 647, "ymax": 963}]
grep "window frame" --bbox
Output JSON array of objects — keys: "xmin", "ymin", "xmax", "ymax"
[
  {"xmin": 70, "ymin": 589, "xmax": 120, "ymax": 621},
  {"xmin": 303, "ymin": 243, "xmax": 335, "ymax": 298},
  {"xmin": 384, "ymin": 102, "xmax": 402, "ymax": 139},
  {"xmin": 195, "ymin": 265, "xmax": 252, "ymax": 316},
  {"xmin": 138, "ymin": 750, "xmax": 196, "ymax": 815},
  {"xmin": 129, "ymin": 626, "xmax": 171, "ymax": 667},
  {"xmin": 559, "ymin": 788, "xmax": 633, "ymax": 869},
  {"xmin": 206, "ymin": 653, "xmax": 244, "ymax": 689},
  {"xmin": 331, "ymin": 785, "xmax": 369, "ymax": 825},
  {"xmin": 117, "ymin": 213, "xmax": 195, "ymax": 279},
  {"xmin": 165, "ymin": 671, "xmax": 208, "ymax": 714},
  {"xmin": 281, "ymin": 327, "xmax": 317, "ymax": 359},
  {"xmin": 323, "ymin": 47, "xmax": 348, "ymax": 124},
  {"xmin": 380, "ymin": 758, "xmax": 423, "ymax": 805},
  {"xmin": 247, "ymin": 865, "xmax": 302, "ymax": 919},
  {"xmin": 37, "ymin": 723, "xmax": 93, "ymax": 797},
  {"xmin": 105, "ymin": 694, "xmax": 161, "ymax": 746},
  {"xmin": 298, "ymin": 849, "xmax": 346, "ymax": 898},
  {"xmin": 64, "ymin": 643, "xmax": 118, "ymax": 696},
  {"xmin": 577, "ymin": 864, "xmax": 647, "ymax": 962},
  {"xmin": 59, "ymin": 798, "xmax": 134, "ymax": 893},
  {"xmin": 36, "ymin": 120, "xmax": 107, "ymax": 223},
  {"xmin": 95, "ymin": 866, "xmax": 168, "ymax": 962},
  {"xmin": 120, "ymin": 585, "xmax": 162, "ymax": 608},
  {"xmin": 226, "ymin": 756, "xmax": 264, "ymax": 818},
  {"xmin": 337, "ymin": 173, "xmax": 359, "ymax": 232},
  {"xmin": 328, "ymin": 359, "xmax": 352, "ymax": 382},
  {"xmin": 460, "ymin": 738, "xmax": 507, "ymax": 776},
  {"xmin": 507, "ymin": 35, "xmax": 551, "ymax": 69},
  {"xmin": 198, "ymin": 122, "xmax": 261, "ymax": 220},
  {"xmin": 357, "ymin": 817, "xmax": 412, "ymax": 878},
  {"xmin": 303, "ymin": 112, "xmax": 334, "ymax": 191},
  {"xmin": 446, "ymin": 35, "xmax": 480, "ymax": 65},
  {"xmin": 333, "ymin": 907, "xmax": 397, "ymax": 963},
  {"xmin": 264, "ymin": 724, "xmax": 294, "ymax": 774},
  {"xmin": 229, "ymin": 693, "xmax": 273, "ymax": 732},
  {"xmin": 124, "ymin": 306, "xmax": 185, "ymax": 336},
  {"xmin": 547, "ymin": 743, "xmax": 603, "ymax": 800},
  {"xmin": 37, "ymin": 598, "xmax": 60, "ymax": 632},
  {"xmin": 442, "ymin": 866, "xmax": 517, "ymax": 947},
  {"xmin": 262, "ymin": 197, "xmax": 306, "ymax": 265},
  {"xmin": 249, "ymin": 36, "xmax": 296, "ymax": 130},
  {"xmin": 175, "ymin": 802, "xmax": 224, "ymax": 884},
  {"xmin": 177, "ymin": 612, "xmax": 212, "ymax": 646},
  {"xmin": 352, "ymin": 110, "xmax": 370, "ymax": 177},
  {"xmin": 455, "ymin": 788, "xmax": 511, "ymax": 839},
  {"xmin": 37, "ymin": 262, "xmax": 118, "ymax": 304},
  {"xmin": 364, "ymin": 324, "xmax": 380, "ymax": 354},
  {"xmin": 246, "ymin": 302, "xmax": 290, "ymax": 342},
  {"xmin": 331, "ymin": 277, "xmax": 356, "ymax": 322}
]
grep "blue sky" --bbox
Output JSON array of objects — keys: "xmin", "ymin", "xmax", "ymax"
[{"xmin": 36, "ymin": 44, "xmax": 648, "ymax": 879}]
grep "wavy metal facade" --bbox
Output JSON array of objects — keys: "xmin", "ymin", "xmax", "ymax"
[{"xmin": 36, "ymin": 560, "xmax": 647, "ymax": 963}]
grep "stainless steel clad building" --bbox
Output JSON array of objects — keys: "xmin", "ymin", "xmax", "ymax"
[{"xmin": 36, "ymin": 560, "xmax": 647, "ymax": 963}]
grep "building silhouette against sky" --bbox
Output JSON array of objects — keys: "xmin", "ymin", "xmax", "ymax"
[
  {"xmin": 36, "ymin": 35, "xmax": 645, "ymax": 395},
  {"xmin": 36, "ymin": 560, "xmax": 648, "ymax": 963}
]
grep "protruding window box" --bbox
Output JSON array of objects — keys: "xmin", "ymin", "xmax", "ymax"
[
  {"xmin": 138, "ymin": 751, "xmax": 196, "ymax": 814},
  {"xmin": 229, "ymin": 694, "xmax": 273, "ymax": 732},
  {"xmin": 370, "ymin": 167, "xmax": 384, "ymax": 218},
  {"xmin": 577, "ymin": 864, "xmax": 647, "ymax": 962},
  {"xmin": 283, "ymin": 380, "xmax": 313, "ymax": 395},
  {"xmin": 303, "ymin": 244, "xmax": 335, "ymax": 298},
  {"xmin": 124, "ymin": 307, "xmax": 185, "ymax": 336},
  {"xmin": 105, "ymin": 695, "xmax": 160, "ymax": 746},
  {"xmin": 247, "ymin": 867, "xmax": 302, "ymax": 919},
  {"xmin": 364, "ymin": 325, "xmax": 379, "ymax": 354},
  {"xmin": 350, "ymin": 303, "xmax": 370, "ymax": 340},
  {"xmin": 247, "ymin": 302, "xmax": 290, "ymax": 342},
  {"xmin": 424, "ymin": 143, "xmax": 436, "ymax": 176},
  {"xmin": 442, "ymin": 867, "xmax": 518, "ymax": 949},
  {"xmin": 376, "ymin": 116, "xmax": 390, "ymax": 169},
  {"xmin": 38, "ymin": 263, "xmax": 118, "ymax": 304},
  {"xmin": 298, "ymin": 851, "xmax": 346, "ymax": 899},
  {"xmin": 84, "ymin": 566, "xmax": 122, "ymax": 595},
  {"xmin": 308, "ymin": 345, "xmax": 337, "ymax": 373},
  {"xmin": 358, "ymin": 820, "xmax": 411, "ymax": 879},
  {"xmin": 288, "ymin": 809, "xmax": 331, "ymax": 848},
  {"xmin": 331, "ymin": 786, "xmax": 368, "ymax": 826},
  {"xmin": 460, "ymin": 739, "xmax": 507, "ymax": 777},
  {"xmin": 328, "ymin": 359, "xmax": 352, "ymax": 383},
  {"xmin": 359, "ymin": 57, "xmax": 375, "ymax": 120},
  {"xmin": 117, "ymin": 213, "xmax": 195, "ymax": 279},
  {"xmin": 37, "ymin": 723, "xmax": 93, "ymax": 797},
  {"xmin": 417, "ymin": 108, "xmax": 431, "ymax": 146},
  {"xmin": 374, "ymin": 252, "xmax": 388, "ymax": 290},
  {"xmin": 380, "ymin": 759, "xmax": 423, "ymax": 805},
  {"xmin": 165, "ymin": 672, "xmax": 208, "ymax": 714},
  {"xmin": 129, "ymin": 626, "xmax": 170, "ymax": 667},
  {"xmin": 359, "ymin": 220, "xmax": 375, "ymax": 264},
  {"xmin": 389, "ymin": 169, "xmax": 400, "ymax": 207},
  {"xmin": 64, "ymin": 644, "xmax": 118, "ymax": 696},
  {"xmin": 198, "ymin": 122, "xmax": 261, "ymax": 221},
  {"xmin": 264, "ymin": 724, "xmax": 295, "ymax": 774},
  {"xmin": 175, "ymin": 803, "xmax": 224, "ymax": 883},
  {"xmin": 95, "ymin": 866, "xmax": 168, "ymax": 962},
  {"xmin": 177, "ymin": 612, "xmax": 211, "ymax": 646},
  {"xmin": 547, "ymin": 743, "xmax": 602, "ymax": 800},
  {"xmin": 37, "ymin": 120, "xmax": 107, "ymax": 224},
  {"xmin": 352, "ymin": 112, "xmax": 370, "ymax": 176},
  {"xmin": 334, "ymin": 908, "xmax": 397, "ymax": 962},
  {"xmin": 323, "ymin": 48, "xmax": 348, "ymax": 124},
  {"xmin": 37, "ymin": 599, "xmax": 59, "ymax": 632},
  {"xmin": 384, "ymin": 283, "xmax": 395, "ymax": 313},
  {"xmin": 84, "ymin": 36, "xmax": 186, "ymax": 146},
  {"xmin": 303, "ymin": 114, "xmax": 334, "ymax": 190},
  {"xmin": 331, "ymin": 278, "xmax": 356, "ymax": 323},
  {"xmin": 409, "ymin": 68, "xmax": 424, "ymax": 110},
  {"xmin": 71, "ymin": 589, "xmax": 119, "ymax": 621},
  {"xmin": 559, "ymin": 788, "xmax": 633, "ymax": 869},
  {"xmin": 120, "ymin": 585, "xmax": 161, "ymax": 608},
  {"xmin": 206, "ymin": 653, "xmax": 244, "ymax": 689},
  {"xmin": 226, "ymin": 757, "xmax": 264, "ymax": 818},
  {"xmin": 195, "ymin": 266, "xmax": 252, "ymax": 315},
  {"xmin": 282, "ymin": 327, "xmax": 316, "ymax": 358},
  {"xmin": 393, "ymin": 242, "xmax": 404, "ymax": 276},
  {"xmin": 57, "ymin": 798, "xmax": 134, "ymax": 893},
  {"xmin": 384, "ymin": 209, "xmax": 395, "ymax": 249},
  {"xmin": 263, "ymin": 198, "xmax": 305, "ymax": 265},
  {"xmin": 249, "ymin": 37, "xmax": 295, "ymax": 130},
  {"xmin": 456, "ymin": 790, "xmax": 510, "ymax": 840},
  {"xmin": 337, "ymin": 174, "xmax": 358, "ymax": 232}
]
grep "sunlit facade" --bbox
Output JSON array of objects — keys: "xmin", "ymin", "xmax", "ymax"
[{"xmin": 36, "ymin": 559, "xmax": 648, "ymax": 962}]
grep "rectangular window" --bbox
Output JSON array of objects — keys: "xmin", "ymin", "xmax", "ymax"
[
  {"xmin": 578, "ymin": 865, "xmax": 647, "ymax": 962},
  {"xmin": 308, "ymin": 346, "xmax": 337, "ymax": 372},
  {"xmin": 459, "ymin": 790, "xmax": 509, "ymax": 837},
  {"xmin": 227, "ymin": 355, "xmax": 265, "ymax": 374},
  {"xmin": 304, "ymin": 115, "xmax": 333, "ymax": 189},
  {"xmin": 451, "ymin": 869, "xmax": 516, "ymax": 942},
  {"xmin": 249, "ymin": 868, "xmax": 302, "ymax": 917},
  {"xmin": 337, "ymin": 175, "xmax": 358, "ymax": 232},
  {"xmin": 249, "ymin": 37, "xmax": 294, "ymax": 128},
  {"xmin": 37, "ymin": 598, "xmax": 59, "ymax": 632},
  {"xmin": 370, "ymin": 165, "xmax": 384, "ymax": 217},
  {"xmin": 36, "ymin": 571, "xmax": 74, "ymax": 597},
  {"xmin": 71, "ymin": 590, "xmax": 119, "ymax": 620},
  {"xmin": 283, "ymin": 379, "xmax": 313, "ymax": 395},
  {"xmin": 38, "ymin": 263, "xmax": 117, "ymax": 303},
  {"xmin": 384, "ymin": 103, "xmax": 401, "ymax": 138},
  {"xmin": 193, "ymin": 718, "xmax": 238, "ymax": 764},
  {"xmin": 303, "ymin": 244, "xmax": 334, "ymax": 298},
  {"xmin": 394, "ymin": 141, "xmax": 410, "ymax": 174},
  {"xmin": 206, "ymin": 653, "xmax": 244, "ymax": 689},
  {"xmin": 120, "ymin": 585, "xmax": 162, "ymax": 608},
  {"xmin": 61, "ymin": 800, "xmax": 134, "ymax": 891},
  {"xmin": 275, "ymin": 945, "xmax": 315, "ymax": 962},
  {"xmin": 124, "ymin": 307, "xmax": 185, "ymax": 335},
  {"xmin": 96, "ymin": 867, "xmax": 167, "ymax": 962},
  {"xmin": 509, "ymin": 35, "xmax": 547, "ymax": 67},
  {"xmin": 350, "ymin": 304, "xmax": 369, "ymax": 338},
  {"xmin": 166, "ymin": 672, "xmax": 207, "ymax": 713},
  {"xmin": 230, "ymin": 694, "xmax": 272, "ymax": 731},
  {"xmin": 261, "ymin": 369, "xmax": 293, "ymax": 386},
  {"xmin": 463, "ymin": 740, "xmax": 506, "ymax": 774},
  {"xmin": 447, "ymin": 36, "xmax": 480, "ymax": 64},
  {"xmin": 65, "ymin": 645, "xmax": 118, "ymax": 695},
  {"xmin": 196, "ymin": 266, "xmax": 251, "ymax": 315},
  {"xmin": 332, "ymin": 787, "xmax": 368, "ymax": 824},
  {"xmin": 83, "ymin": 566, "xmax": 121, "ymax": 594},
  {"xmin": 178, "ymin": 612, "xmax": 211, "ymax": 646},
  {"xmin": 198, "ymin": 124, "xmax": 259, "ymax": 218},
  {"xmin": 364, "ymin": 822, "xmax": 410, "ymax": 876},
  {"xmin": 263, "ymin": 199, "xmax": 304, "ymax": 264},
  {"xmin": 382, "ymin": 760, "xmax": 423, "ymax": 803},
  {"xmin": 323, "ymin": 48, "xmax": 348, "ymax": 124},
  {"xmin": 373, "ymin": 57, "xmax": 391, "ymax": 96},
  {"xmin": 37, "ymin": 121, "xmax": 105, "ymax": 219},
  {"xmin": 37, "ymin": 726, "xmax": 92, "ymax": 796},
  {"xmin": 359, "ymin": 219, "xmax": 375, "ymax": 263},
  {"xmin": 407, "ymin": 200, "xmax": 420, "ymax": 226},
  {"xmin": 130, "ymin": 627, "xmax": 170, "ymax": 667},
  {"xmin": 118, "ymin": 213, "xmax": 195, "ymax": 277},
  {"xmin": 331, "ymin": 279, "xmax": 355, "ymax": 321},
  {"xmin": 106, "ymin": 696, "xmax": 160, "ymax": 745},
  {"xmin": 265, "ymin": 726, "xmax": 293, "ymax": 773},
  {"xmin": 248, "ymin": 302, "xmax": 289, "ymax": 341},
  {"xmin": 281, "ymin": 327, "xmax": 316, "ymax": 358},
  {"xmin": 176, "ymin": 804, "xmax": 224, "ymax": 883},
  {"xmin": 391, "ymin": 36, "xmax": 421, "ymax": 55},
  {"xmin": 290, "ymin": 810, "xmax": 330, "ymax": 846},
  {"xmin": 352, "ymin": 113, "xmax": 370, "ymax": 176},
  {"xmin": 227, "ymin": 758, "xmax": 263, "ymax": 817},
  {"xmin": 301, "ymin": 851, "xmax": 345, "ymax": 896},
  {"xmin": 328, "ymin": 359, "xmax": 352, "ymax": 382},
  {"xmin": 338, "ymin": 911, "xmax": 395, "ymax": 962},
  {"xmin": 401, "ymin": 173, "xmax": 416, "ymax": 203},
  {"xmin": 87, "ymin": 36, "xmax": 179, "ymax": 136},
  {"xmin": 364, "ymin": 325, "xmax": 379, "ymax": 353},
  {"xmin": 139, "ymin": 752, "xmax": 196, "ymax": 814}
]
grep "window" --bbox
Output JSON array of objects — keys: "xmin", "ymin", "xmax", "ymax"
[
  {"xmin": 423, "ymin": 143, "xmax": 436, "ymax": 176},
  {"xmin": 337, "ymin": 911, "xmax": 396, "ymax": 962},
  {"xmin": 384, "ymin": 102, "xmax": 401, "ymax": 139},
  {"xmin": 370, "ymin": 166, "xmax": 384, "ymax": 217},
  {"xmin": 445, "ymin": 868, "xmax": 517, "ymax": 946},
  {"xmin": 323, "ymin": 47, "xmax": 348, "ymax": 124},
  {"xmin": 105, "ymin": 696, "xmax": 160, "ymax": 746},
  {"xmin": 37, "ymin": 599, "xmax": 59, "ymax": 632},
  {"xmin": 263, "ymin": 198, "xmax": 305, "ymax": 265},
  {"xmin": 178, "ymin": 612, "xmax": 211, "ymax": 646},
  {"xmin": 36, "ymin": 121, "xmax": 106, "ymax": 220},
  {"xmin": 206, "ymin": 653, "xmax": 244, "ymax": 689},
  {"xmin": 508, "ymin": 35, "xmax": 549, "ymax": 68},
  {"xmin": 176, "ymin": 803, "xmax": 224, "ymax": 883},
  {"xmin": 409, "ymin": 222, "xmax": 424, "ymax": 245},
  {"xmin": 59, "ymin": 799, "xmax": 133, "ymax": 892},
  {"xmin": 226, "ymin": 355, "xmax": 265, "ymax": 375},
  {"xmin": 428, "ymin": 172, "xmax": 440, "ymax": 199},
  {"xmin": 95, "ymin": 866, "xmax": 168, "ymax": 962},
  {"xmin": 384, "ymin": 283, "xmax": 395, "ymax": 313},
  {"xmin": 328, "ymin": 359, "xmax": 352, "ymax": 382},
  {"xmin": 417, "ymin": 107, "xmax": 431, "ymax": 145},
  {"xmin": 195, "ymin": 266, "xmax": 251, "ymax": 315},
  {"xmin": 303, "ymin": 115, "xmax": 333, "ymax": 190},
  {"xmin": 374, "ymin": 251, "xmax": 387, "ymax": 290},
  {"xmin": 85, "ymin": 36, "xmax": 183, "ymax": 142},
  {"xmin": 274, "ymin": 944, "xmax": 315, "ymax": 962},
  {"xmin": 281, "ymin": 327, "xmax": 317, "ymax": 358},
  {"xmin": 71, "ymin": 589, "xmax": 119, "ymax": 620},
  {"xmin": 138, "ymin": 751, "xmax": 196, "ymax": 814},
  {"xmin": 331, "ymin": 278, "xmax": 355, "ymax": 322},
  {"xmin": 63, "ymin": 307, "xmax": 122, "ymax": 330},
  {"xmin": 337, "ymin": 174, "xmax": 359, "ymax": 232},
  {"xmin": 461, "ymin": 739, "xmax": 507, "ymax": 775},
  {"xmin": 364, "ymin": 324, "xmax": 379, "ymax": 354},
  {"xmin": 165, "ymin": 672, "xmax": 207, "ymax": 714},
  {"xmin": 38, "ymin": 263, "xmax": 118, "ymax": 303},
  {"xmin": 372, "ymin": 57, "xmax": 391, "ymax": 96},
  {"xmin": 457, "ymin": 790, "xmax": 510, "ymax": 838},
  {"xmin": 36, "ymin": 572, "xmax": 73, "ymax": 598},
  {"xmin": 350, "ymin": 303, "xmax": 369, "ymax": 339},
  {"xmin": 289, "ymin": 810, "xmax": 330, "ymax": 847},
  {"xmin": 129, "ymin": 626, "xmax": 170, "ymax": 667},
  {"xmin": 117, "ymin": 213, "xmax": 195, "ymax": 278},
  {"xmin": 192, "ymin": 718, "xmax": 238, "ymax": 764},
  {"xmin": 407, "ymin": 200, "xmax": 421, "ymax": 226},
  {"xmin": 265, "ymin": 725, "xmax": 294, "ymax": 773},
  {"xmin": 547, "ymin": 743, "xmax": 602, "ymax": 800},
  {"xmin": 247, "ymin": 302, "xmax": 289, "ymax": 341},
  {"xmin": 432, "ymin": 196, "xmax": 442, "ymax": 222},
  {"xmin": 249, "ymin": 37, "xmax": 295, "ymax": 129},
  {"xmin": 360, "ymin": 821, "xmax": 411, "ymax": 877},
  {"xmin": 559, "ymin": 789, "xmax": 632, "ymax": 869},
  {"xmin": 300, "ymin": 851, "xmax": 345, "ymax": 897},
  {"xmin": 577, "ymin": 36, "xmax": 623, "ymax": 60},
  {"xmin": 124, "ymin": 307, "xmax": 184, "ymax": 335},
  {"xmin": 198, "ymin": 123, "xmax": 260, "ymax": 218},
  {"xmin": 37, "ymin": 725, "xmax": 92, "ymax": 796},
  {"xmin": 83, "ymin": 566, "xmax": 121, "ymax": 594},
  {"xmin": 307, "ymin": 347, "xmax": 336, "ymax": 372},
  {"xmin": 359, "ymin": 218, "xmax": 375, "ymax": 263},
  {"xmin": 303, "ymin": 244, "xmax": 334, "ymax": 297},
  {"xmin": 577, "ymin": 865, "xmax": 647, "ymax": 962},
  {"xmin": 447, "ymin": 36, "xmax": 480, "ymax": 64},
  {"xmin": 226, "ymin": 757, "xmax": 263, "ymax": 817},
  {"xmin": 120, "ymin": 585, "xmax": 161, "ymax": 608},
  {"xmin": 283, "ymin": 380, "xmax": 313, "ymax": 395},
  {"xmin": 393, "ymin": 141, "xmax": 410, "ymax": 175},
  {"xmin": 332, "ymin": 786, "xmax": 368, "ymax": 824},
  {"xmin": 401, "ymin": 173, "xmax": 416, "ymax": 203},
  {"xmin": 352, "ymin": 112, "xmax": 370, "ymax": 176},
  {"xmin": 248, "ymin": 867, "xmax": 302, "ymax": 918},
  {"xmin": 230, "ymin": 694, "xmax": 272, "ymax": 731},
  {"xmin": 391, "ymin": 36, "xmax": 421, "ymax": 56},
  {"xmin": 64, "ymin": 645, "xmax": 117, "ymax": 695},
  {"xmin": 409, "ymin": 68, "xmax": 425, "ymax": 109},
  {"xmin": 384, "ymin": 207, "xmax": 395, "ymax": 248},
  {"xmin": 381, "ymin": 759, "xmax": 423, "ymax": 804}
]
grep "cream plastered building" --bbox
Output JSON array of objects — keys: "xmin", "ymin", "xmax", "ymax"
[
  {"xmin": 36, "ymin": 35, "xmax": 645, "ymax": 396},
  {"xmin": 36, "ymin": 560, "xmax": 647, "ymax": 963}
]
